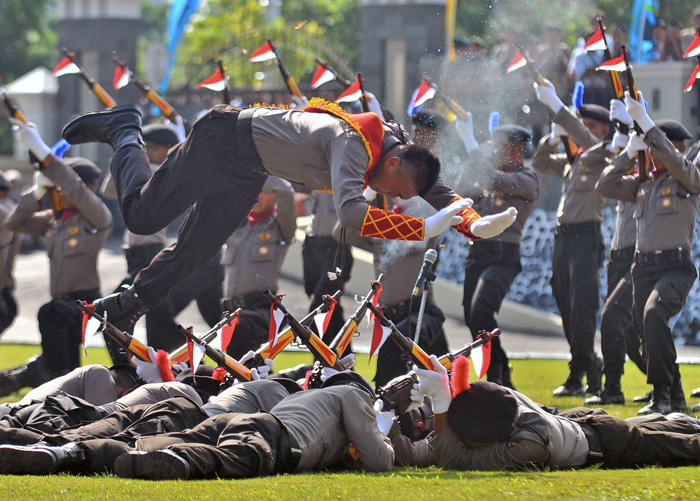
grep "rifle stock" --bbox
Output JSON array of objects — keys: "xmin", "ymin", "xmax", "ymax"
[
  {"xmin": 268, "ymin": 40, "xmax": 304, "ymax": 101},
  {"xmin": 177, "ymin": 325, "xmax": 252, "ymax": 381},
  {"xmin": 62, "ymin": 48, "xmax": 116, "ymax": 109},
  {"xmin": 265, "ymin": 290, "xmax": 343, "ymax": 370},
  {"xmin": 75, "ymin": 301, "xmax": 152, "ymax": 362}
]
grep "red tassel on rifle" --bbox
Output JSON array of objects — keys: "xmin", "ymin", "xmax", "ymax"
[
  {"xmin": 450, "ymin": 355, "xmax": 471, "ymax": 398},
  {"xmin": 156, "ymin": 349, "xmax": 175, "ymax": 382}
]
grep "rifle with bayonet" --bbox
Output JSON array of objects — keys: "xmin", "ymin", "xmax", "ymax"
[
  {"xmin": 176, "ymin": 325, "xmax": 253, "ymax": 382},
  {"xmin": 420, "ymin": 74, "xmax": 471, "ymax": 122},
  {"xmin": 267, "ymin": 39, "xmax": 305, "ymax": 102},
  {"xmin": 596, "ymin": 17, "xmax": 628, "ymax": 135},
  {"xmin": 112, "ymin": 53, "xmax": 188, "ymax": 131},
  {"xmin": 60, "ymin": 48, "xmax": 116, "ymax": 109},
  {"xmin": 314, "ymin": 58, "xmax": 352, "ymax": 87},
  {"xmin": 264, "ymin": 290, "xmax": 345, "ymax": 371},
  {"xmin": 169, "ymin": 309, "xmax": 241, "ymax": 363},
  {"xmin": 374, "ymin": 328, "xmax": 501, "ymax": 414},
  {"xmin": 621, "ymin": 46, "xmax": 648, "ymax": 183}
]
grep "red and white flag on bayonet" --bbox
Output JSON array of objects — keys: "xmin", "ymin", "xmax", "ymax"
[
  {"xmin": 113, "ymin": 65, "xmax": 131, "ymax": 90},
  {"xmin": 311, "ymin": 65, "xmax": 335, "ymax": 89},
  {"xmin": 53, "ymin": 56, "xmax": 80, "ymax": 77},
  {"xmin": 249, "ymin": 42, "xmax": 276, "ymax": 62},
  {"xmin": 313, "ymin": 297, "xmax": 337, "ymax": 338},
  {"xmin": 368, "ymin": 314, "xmax": 391, "ymax": 361},
  {"xmin": 268, "ymin": 302, "xmax": 286, "ymax": 346},
  {"xmin": 210, "ymin": 315, "xmax": 239, "ymax": 353},
  {"xmin": 596, "ymin": 55, "xmax": 627, "ymax": 72},
  {"xmin": 407, "ymin": 80, "xmax": 436, "ymax": 116},
  {"xmin": 470, "ymin": 340, "xmax": 492, "ymax": 380},
  {"xmin": 335, "ymin": 81, "xmax": 363, "ymax": 103},
  {"xmin": 197, "ymin": 68, "xmax": 228, "ymax": 91},
  {"xmin": 506, "ymin": 52, "xmax": 527, "ymax": 74},
  {"xmin": 685, "ymin": 64, "xmax": 700, "ymax": 93},
  {"xmin": 584, "ymin": 27, "xmax": 607, "ymax": 52},
  {"xmin": 685, "ymin": 35, "xmax": 700, "ymax": 59},
  {"xmin": 186, "ymin": 332, "xmax": 206, "ymax": 375}
]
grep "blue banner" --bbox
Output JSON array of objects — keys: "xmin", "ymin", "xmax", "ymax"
[
  {"xmin": 158, "ymin": 0, "xmax": 201, "ymax": 95},
  {"xmin": 629, "ymin": 0, "xmax": 660, "ymax": 63}
]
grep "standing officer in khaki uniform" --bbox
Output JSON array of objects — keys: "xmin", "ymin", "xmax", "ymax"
[
  {"xmin": 597, "ymin": 96, "xmax": 698, "ymax": 415},
  {"xmin": 456, "ymin": 125, "xmax": 539, "ymax": 388},
  {"xmin": 532, "ymin": 79, "xmax": 611, "ymax": 397},
  {"xmin": 0, "ymin": 172, "xmax": 19, "ymax": 335},
  {"xmin": 0, "ymin": 121, "xmax": 111, "ymax": 397},
  {"xmin": 221, "ymin": 175, "xmax": 296, "ymax": 358}
]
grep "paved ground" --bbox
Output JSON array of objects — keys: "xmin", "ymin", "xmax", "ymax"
[{"xmin": 4, "ymin": 236, "xmax": 700, "ymax": 363}]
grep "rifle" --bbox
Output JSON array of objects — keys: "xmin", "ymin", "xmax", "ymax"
[
  {"xmin": 375, "ymin": 331, "xmax": 500, "ymax": 414},
  {"xmin": 357, "ymin": 73, "xmax": 370, "ymax": 113},
  {"xmin": 313, "ymin": 58, "xmax": 352, "ymax": 88},
  {"xmin": 242, "ymin": 290, "xmax": 343, "ymax": 369},
  {"xmin": 0, "ymin": 85, "xmax": 29, "ymax": 124},
  {"xmin": 596, "ymin": 17, "xmax": 628, "ymax": 134},
  {"xmin": 217, "ymin": 59, "xmax": 231, "ymax": 105},
  {"xmin": 169, "ymin": 309, "xmax": 241, "ymax": 364},
  {"xmin": 264, "ymin": 290, "xmax": 344, "ymax": 370},
  {"xmin": 328, "ymin": 275, "xmax": 383, "ymax": 358},
  {"xmin": 514, "ymin": 45, "xmax": 579, "ymax": 164},
  {"xmin": 60, "ymin": 48, "xmax": 116, "ymax": 109},
  {"xmin": 176, "ymin": 325, "xmax": 252, "ymax": 382},
  {"xmin": 112, "ymin": 53, "xmax": 187, "ymax": 129},
  {"xmin": 621, "ymin": 46, "xmax": 648, "ymax": 183},
  {"xmin": 420, "ymin": 74, "xmax": 471, "ymax": 121},
  {"xmin": 75, "ymin": 301, "xmax": 152, "ymax": 362},
  {"xmin": 267, "ymin": 39, "xmax": 305, "ymax": 102}
]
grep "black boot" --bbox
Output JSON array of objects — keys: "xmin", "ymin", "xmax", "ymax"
[
  {"xmin": 0, "ymin": 355, "xmax": 50, "ymax": 398},
  {"xmin": 92, "ymin": 284, "xmax": 148, "ymax": 331},
  {"xmin": 671, "ymin": 378, "xmax": 687, "ymax": 412},
  {"xmin": 585, "ymin": 357, "xmax": 604, "ymax": 396},
  {"xmin": 0, "ymin": 443, "xmax": 85, "ymax": 475},
  {"xmin": 584, "ymin": 374, "xmax": 625, "ymax": 405},
  {"xmin": 553, "ymin": 371, "xmax": 585, "ymax": 397},
  {"xmin": 114, "ymin": 449, "xmax": 190, "ymax": 480},
  {"xmin": 62, "ymin": 104, "xmax": 143, "ymax": 151},
  {"xmin": 638, "ymin": 385, "xmax": 673, "ymax": 415}
]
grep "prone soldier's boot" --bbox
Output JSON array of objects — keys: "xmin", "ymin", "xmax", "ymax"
[
  {"xmin": 638, "ymin": 384, "xmax": 673, "ymax": 415},
  {"xmin": 553, "ymin": 371, "xmax": 585, "ymax": 397},
  {"xmin": 62, "ymin": 104, "xmax": 144, "ymax": 151},
  {"xmin": 0, "ymin": 355, "xmax": 50, "ymax": 398},
  {"xmin": 0, "ymin": 443, "xmax": 85, "ymax": 475},
  {"xmin": 114, "ymin": 449, "xmax": 190, "ymax": 480},
  {"xmin": 92, "ymin": 284, "xmax": 148, "ymax": 333},
  {"xmin": 584, "ymin": 374, "xmax": 625, "ymax": 405}
]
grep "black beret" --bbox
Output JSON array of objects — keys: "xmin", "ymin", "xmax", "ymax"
[
  {"xmin": 321, "ymin": 372, "xmax": 376, "ymax": 401},
  {"xmin": 109, "ymin": 363, "xmax": 142, "ymax": 387},
  {"xmin": 656, "ymin": 119, "xmax": 692, "ymax": 141},
  {"xmin": 579, "ymin": 104, "xmax": 610, "ymax": 124},
  {"xmin": 268, "ymin": 375, "xmax": 304, "ymax": 395},
  {"xmin": 143, "ymin": 124, "xmax": 179, "ymax": 147},
  {"xmin": 453, "ymin": 36, "xmax": 470, "ymax": 47},
  {"xmin": 412, "ymin": 110, "xmax": 447, "ymax": 130},
  {"xmin": 493, "ymin": 124, "xmax": 531, "ymax": 144},
  {"xmin": 63, "ymin": 157, "xmax": 102, "ymax": 184},
  {"xmin": 0, "ymin": 172, "xmax": 10, "ymax": 192},
  {"xmin": 447, "ymin": 381, "xmax": 518, "ymax": 446}
]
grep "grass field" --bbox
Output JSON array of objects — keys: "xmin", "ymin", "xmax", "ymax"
[{"xmin": 1, "ymin": 343, "xmax": 700, "ymax": 500}]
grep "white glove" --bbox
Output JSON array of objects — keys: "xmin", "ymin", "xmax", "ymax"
[
  {"xmin": 374, "ymin": 400, "xmax": 396, "ymax": 436},
  {"xmin": 424, "ymin": 198, "xmax": 473, "ymax": 239},
  {"xmin": 533, "ymin": 78, "xmax": 564, "ymax": 113},
  {"xmin": 133, "ymin": 347, "xmax": 166, "ymax": 384},
  {"xmin": 470, "ymin": 207, "xmax": 518, "ymax": 239},
  {"xmin": 625, "ymin": 90, "xmax": 655, "ymax": 133},
  {"xmin": 407, "ymin": 382, "xmax": 424, "ymax": 413},
  {"xmin": 168, "ymin": 115, "xmax": 187, "ymax": 142},
  {"xmin": 623, "ymin": 132, "xmax": 647, "ymax": 160},
  {"xmin": 478, "ymin": 142, "xmax": 494, "ymax": 159},
  {"xmin": 413, "ymin": 355, "xmax": 452, "ymax": 414},
  {"xmin": 609, "ymin": 99, "xmax": 634, "ymax": 126},
  {"xmin": 172, "ymin": 362, "xmax": 189, "ymax": 373},
  {"xmin": 339, "ymin": 353, "xmax": 356, "ymax": 370},
  {"xmin": 10, "ymin": 119, "xmax": 52, "ymax": 161},
  {"xmin": 455, "ymin": 114, "xmax": 479, "ymax": 153},
  {"xmin": 320, "ymin": 366, "xmax": 337, "ymax": 382},
  {"xmin": 363, "ymin": 187, "xmax": 377, "ymax": 202},
  {"xmin": 694, "ymin": 149, "xmax": 700, "ymax": 166},
  {"xmin": 365, "ymin": 92, "xmax": 386, "ymax": 121},
  {"xmin": 547, "ymin": 122, "xmax": 568, "ymax": 146},
  {"xmin": 239, "ymin": 350, "xmax": 273, "ymax": 379},
  {"xmin": 31, "ymin": 170, "xmax": 55, "ymax": 201},
  {"xmin": 605, "ymin": 131, "xmax": 630, "ymax": 154},
  {"xmin": 291, "ymin": 95, "xmax": 309, "ymax": 109}
]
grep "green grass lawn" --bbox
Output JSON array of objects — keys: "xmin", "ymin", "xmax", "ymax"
[{"xmin": 1, "ymin": 344, "xmax": 700, "ymax": 500}]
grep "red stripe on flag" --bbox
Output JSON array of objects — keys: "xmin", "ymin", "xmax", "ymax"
[
  {"xmin": 335, "ymin": 81, "xmax": 362, "ymax": 103},
  {"xmin": 684, "ymin": 35, "xmax": 700, "ymax": 59},
  {"xmin": 685, "ymin": 64, "xmax": 700, "ymax": 93},
  {"xmin": 311, "ymin": 65, "xmax": 335, "ymax": 89},
  {"xmin": 583, "ymin": 27, "xmax": 606, "ymax": 52},
  {"xmin": 596, "ymin": 55, "xmax": 626, "ymax": 72},
  {"xmin": 197, "ymin": 69, "xmax": 226, "ymax": 90},
  {"xmin": 249, "ymin": 42, "xmax": 276, "ymax": 62},
  {"xmin": 53, "ymin": 56, "xmax": 80, "ymax": 77},
  {"xmin": 506, "ymin": 52, "xmax": 527, "ymax": 74}
]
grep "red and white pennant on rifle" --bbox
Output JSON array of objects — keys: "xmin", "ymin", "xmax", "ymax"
[
  {"xmin": 683, "ymin": 32, "xmax": 700, "ymax": 93},
  {"xmin": 197, "ymin": 68, "xmax": 229, "ymax": 91}
]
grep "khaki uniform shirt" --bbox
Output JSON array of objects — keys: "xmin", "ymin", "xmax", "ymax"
[
  {"xmin": 308, "ymin": 191, "xmax": 339, "ymax": 238},
  {"xmin": 7, "ymin": 158, "xmax": 112, "ymax": 298},
  {"xmin": 271, "ymin": 386, "xmax": 394, "ymax": 472},
  {"xmin": 0, "ymin": 198, "xmax": 17, "ymax": 290},
  {"xmin": 532, "ymin": 107, "xmax": 606, "ymax": 224},
  {"xmin": 251, "ymin": 108, "xmax": 461, "ymax": 231},
  {"xmin": 221, "ymin": 176, "xmax": 296, "ymax": 298},
  {"xmin": 596, "ymin": 128, "xmax": 700, "ymax": 253},
  {"xmin": 429, "ymin": 387, "xmax": 589, "ymax": 470},
  {"xmin": 203, "ymin": 379, "xmax": 290, "ymax": 417},
  {"xmin": 18, "ymin": 365, "xmax": 118, "ymax": 406}
]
